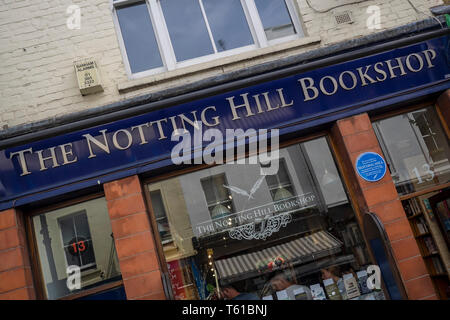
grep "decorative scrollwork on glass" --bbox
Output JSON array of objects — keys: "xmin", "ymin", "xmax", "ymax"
[{"xmin": 228, "ymin": 213, "xmax": 292, "ymax": 240}]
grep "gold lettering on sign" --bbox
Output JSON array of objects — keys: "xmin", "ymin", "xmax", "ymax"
[
  {"xmin": 83, "ymin": 129, "xmax": 110, "ymax": 158},
  {"xmin": 277, "ymin": 88, "xmax": 294, "ymax": 108},
  {"xmin": 8, "ymin": 48, "xmax": 441, "ymax": 178},
  {"xmin": 374, "ymin": 62, "xmax": 387, "ymax": 81},
  {"xmin": 201, "ymin": 106, "xmax": 220, "ymax": 127},
  {"xmin": 112, "ymin": 129, "xmax": 133, "ymax": 150},
  {"xmin": 59, "ymin": 143, "xmax": 78, "ymax": 165},
  {"xmin": 36, "ymin": 147, "xmax": 60, "ymax": 171},
  {"xmin": 356, "ymin": 65, "xmax": 377, "ymax": 86},
  {"xmin": 262, "ymin": 92, "xmax": 279, "ymax": 111},
  {"xmin": 298, "ymin": 77, "xmax": 319, "ymax": 101},
  {"xmin": 9, "ymin": 148, "xmax": 33, "ymax": 176},
  {"xmin": 227, "ymin": 93, "xmax": 255, "ymax": 120},
  {"xmin": 131, "ymin": 123, "xmax": 150, "ymax": 145},
  {"xmin": 385, "ymin": 58, "xmax": 407, "ymax": 78},
  {"xmin": 149, "ymin": 118, "xmax": 168, "ymax": 140},
  {"xmin": 423, "ymin": 49, "xmax": 436, "ymax": 68},
  {"xmin": 297, "ymin": 49, "xmax": 438, "ymax": 101},
  {"xmin": 252, "ymin": 94, "xmax": 265, "ymax": 114}
]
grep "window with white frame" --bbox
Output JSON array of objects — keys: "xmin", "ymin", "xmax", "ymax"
[
  {"xmin": 112, "ymin": 0, "xmax": 304, "ymax": 77},
  {"xmin": 59, "ymin": 211, "xmax": 96, "ymax": 270}
]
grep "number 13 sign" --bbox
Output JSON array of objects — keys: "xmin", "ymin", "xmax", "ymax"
[{"xmin": 68, "ymin": 237, "xmax": 89, "ymax": 256}]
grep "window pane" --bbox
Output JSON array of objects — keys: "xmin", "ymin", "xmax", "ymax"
[
  {"xmin": 150, "ymin": 190, "xmax": 167, "ymax": 220},
  {"xmin": 74, "ymin": 212, "xmax": 92, "ymax": 240},
  {"xmin": 203, "ymin": 0, "xmax": 253, "ymax": 52},
  {"xmin": 266, "ymin": 159, "xmax": 292, "ymax": 188},
  {"xmin": 201, "ymin": 174, "xmax": 230, "ymax": 205},
  {"xmin": 302, "ymin": 138, "xmax": 348, "ymax": 207},
  {"xmin": 160, "ymin": 0, "xmax": 213, "ymax": 61},
  {"xmin": 201, "ymin": 174, "xmax": 235, "ymax": 230},
  {"xmin": 33, "ymin": 197, "xmax": 122, "ymax": 299},
  {"xmin": 373, "ymin": 107, "xmax": 450, "ymax": 195},
  {"xmin": 59, "ymin": 218, "xmax": 75, "ymax": 246},
  {"xmin": 64, "ymin": 246, "xmax": 81, "ymax": 267},
  {"xmin": 116, "ymin": 2, "xmax": 163, "ymax": 73},
  {"xmin": 150, "ymin": 190, "xmax": 172, "ymax": 242},
  {"xmin": 148, "ymin": 137, "xmax": 385, "ymax": 300},
  {"xmin": 254, "ymin": 0, "xmax": 296, "ymax": 40},
  {"xmin": 266, "ymin": 159, "xmax": 296, "ymax": 201},
  {"xmin": 79, "ymin": 240, "xmax": 96, "ymax": 266}
]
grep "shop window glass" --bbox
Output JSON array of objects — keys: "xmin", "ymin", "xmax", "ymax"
[
  {"xmin": 32, "ymin": 197, "xmax": 122, "ymax": 300},
  {"xmin": 265, "ymin": 159, "xmax": 296, "ymax": 201},
  {"xmin": 148, "ymin": 137, "xmax": 387, "ymax": 300},
  {"xmin": 150, "ymin": 190, "xmax": 172, "ymax": 243},
  {"xmin": 59, "ymin": 212, "xmax": 96, "ymax": 269},
  {"xmin": 201, "ymin": 174, "xmax": 236, "ymax": 232},
  {"xmin": 373, "ymin": 106, "xmax": 450, "ymax": 195}
]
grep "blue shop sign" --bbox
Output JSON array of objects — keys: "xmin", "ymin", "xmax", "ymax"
[
  {"xmin": 0, "ymin": 35, "xmax": 449, "ymax": 207},
  {"xmin": 356, "ymin": 152, "xmax": 387, "ymax": 182}
]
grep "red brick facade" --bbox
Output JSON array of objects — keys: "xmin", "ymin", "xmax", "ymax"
[
  {"xmin": 0, "ymin": 209, "xmax": 36, "ymax": 299},
  {"xmin": 104, "ymin": 175, "xmax": 166, "ymax": 300}
]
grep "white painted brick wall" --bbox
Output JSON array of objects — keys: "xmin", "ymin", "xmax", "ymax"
[{"xmin": 0, "ymin": 0, "xmax": 444, "ymax": 130}]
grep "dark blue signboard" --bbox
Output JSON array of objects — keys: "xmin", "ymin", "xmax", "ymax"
[
  {"xmin": 355, "ymin": 152, "xmax": 387, "ymax": 182},
  {"xmin": 0, "ymin": 35, "xmax": 449, "ymax": 209}
]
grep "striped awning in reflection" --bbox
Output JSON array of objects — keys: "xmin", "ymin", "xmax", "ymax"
[{"xmin": 215, "ymin": 231, "xmax": 342, "ymax": 282}]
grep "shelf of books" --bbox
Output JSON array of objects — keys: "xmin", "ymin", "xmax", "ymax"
[{"xmin": 401, "ymin": 196, "xmax": 450, "ymax": 299}]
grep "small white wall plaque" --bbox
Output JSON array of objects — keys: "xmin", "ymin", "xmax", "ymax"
[{"xmin": 74, "ymin": 58, "xmax": 103, "ymax": 95}]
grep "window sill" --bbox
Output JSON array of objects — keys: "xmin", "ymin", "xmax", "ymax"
[{"xmin": 117, "ymin": 35, "xmax": 321, "ymax": 94}]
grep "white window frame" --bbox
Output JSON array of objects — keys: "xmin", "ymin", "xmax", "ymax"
[
  {"xmin": 111, "ymin": 0, "xmax": 304, "ymax": 79},
  {"xmin": 149, "ymin": 189, "xmax": 173, "ymax": 244},
  {"xmin": 58, "ymin": 211, "xmax": 96, "ymax": 271}
]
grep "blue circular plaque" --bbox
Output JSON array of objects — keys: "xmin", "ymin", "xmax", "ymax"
[{"xmin": 355, "ymin": 152, "xmax": 386, "ymax": 182}]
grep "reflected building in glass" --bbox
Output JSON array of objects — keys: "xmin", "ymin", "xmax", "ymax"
[{"xmin": 147, "ymin": 137, "xmax": 374, "ymax": 300}]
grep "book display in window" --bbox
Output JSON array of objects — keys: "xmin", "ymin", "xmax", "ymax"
[{"xmin": 401, "ymin": 195, "xmax": 450, "ymax": 299}]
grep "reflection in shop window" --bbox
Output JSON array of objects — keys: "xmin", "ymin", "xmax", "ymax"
[
  {"xmin": 32, "ymin": 197, "xmax": 122, "ymax": 300},
  {"xmin": 150, "ymin": 190, "xmax": 172, "ymax": 243},
  {"xmin": 265, "ymin": 159, "xmax": 296, "ymax": 202},
  {"xmin": 201, "ymin": 174, "xmax": 236, "ymax": 232},
  {"xmin": 373, "ymin": 106, "xmax": 450, "ymax": 195},
  {"xmin": 148, "ymin": 137, "xmax": 387, "ymax": 300},
  {"xmin": 59, "ymin": 211, "xmax": 96, "ymax": 270}
]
